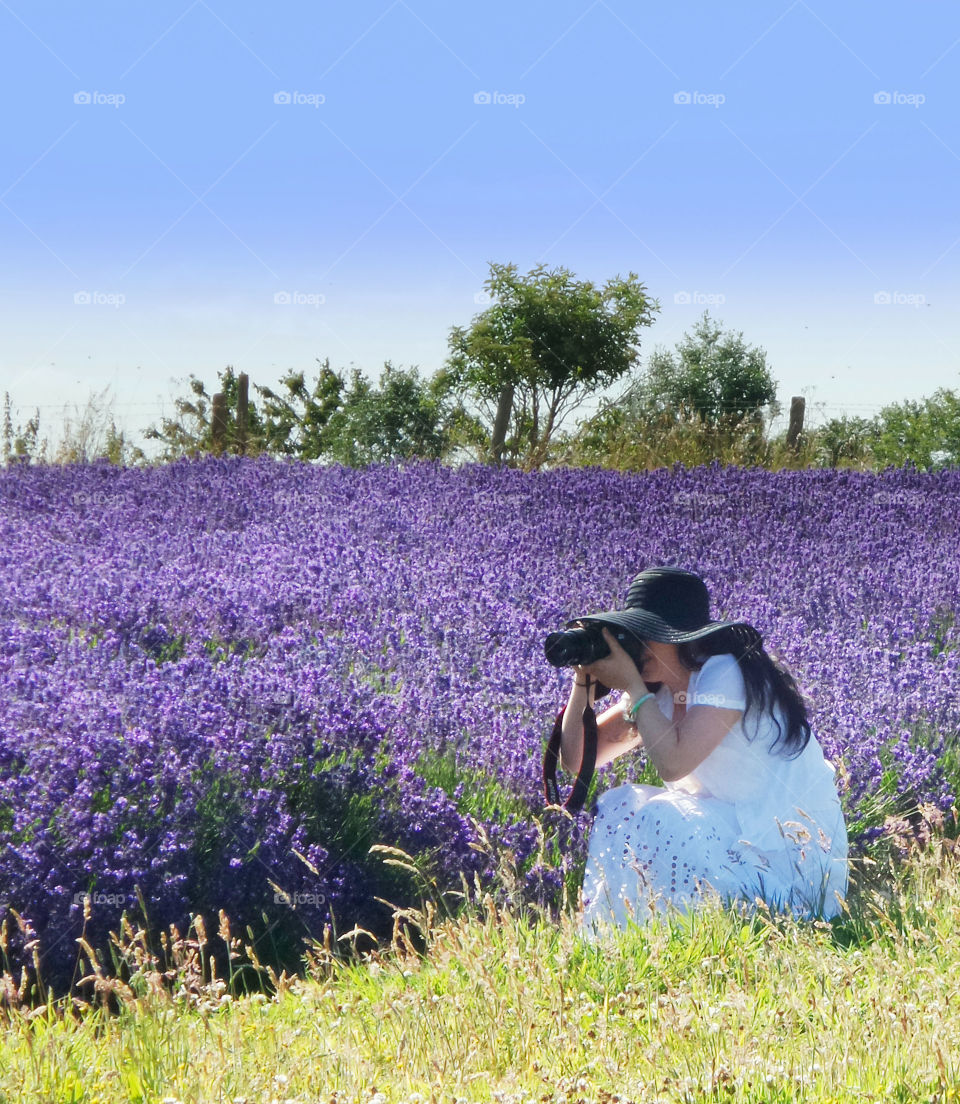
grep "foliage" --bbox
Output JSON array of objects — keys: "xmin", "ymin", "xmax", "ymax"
[
  {"xmin": 444, "ymin": 261, "xmax": 660, "ymax": 469},
  {"xmin": 868, "ymin": 388, "xmax": 960, "ymax": 471},
  {"xmin": 563, "ymin": 401, "xmax": 806, "ymax": 472},
  {"xmin": 813, "ymin": 414, "xmax": 875, "ymax": 469},
  {"xmin": 322, "ymin": 362, "xmax": 459, "ymax": 467},
  {"xmin": 2, "ymin": 392, "xmax": 47, "ymax": 465},
  {"xmin": 805, "ymin": 391, "xmax": 960, "ymax": 472},
  {"xmin": 254, "ymin": 358, "xmax": 344, "ymax": 461},
  {"xmin": 3, "ymin": 389, "xmax": 146, "ymax": 468},
  {"xmin": 636, "ymin": 310, "xmax": 777, "ymax": 427},
  {"xmin": 152, "ymin": 360, "xmax": 468, "ymax": 468},
  {"xmin": 565, "ymin": 313, "xmax": 781, "ymax": 470},
  {"xmin": 144, "ymin": 365, "xmax": 269, "ymax": 461}
]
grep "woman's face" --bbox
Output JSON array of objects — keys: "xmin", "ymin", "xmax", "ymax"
[{"xmin": 636, "ymin": 639, "xmax": 686, "ymax": 689}]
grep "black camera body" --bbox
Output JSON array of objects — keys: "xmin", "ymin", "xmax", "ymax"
[
  {"xmin": 544, "ymin": 621, "xmax": 612, "ymax": 667},
  {"xmin": 544, "ymin": 622, "xmax": 652, "ymax": 704}
]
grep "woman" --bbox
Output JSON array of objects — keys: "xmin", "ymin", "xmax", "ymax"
[{"xmin": 558, "ymin": 566, "xmax": 849, "ymax": 935}]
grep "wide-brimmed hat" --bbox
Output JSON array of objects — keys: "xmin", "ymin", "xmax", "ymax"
[{"xmin": 571, "ymin": 566, "xmax": 762, "ymax": 652}]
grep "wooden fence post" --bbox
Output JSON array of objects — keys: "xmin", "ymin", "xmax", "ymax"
[
  {"xmin": 786, "ymin": 396, "xmax": 805, "ymax": 450},
  {"xmin": 237, "ymin": 372, "xmax": 249, "ymax": 456},
  {"xmin": 211, "ymin": 393, "xmax": 227, "ymax": 455}
]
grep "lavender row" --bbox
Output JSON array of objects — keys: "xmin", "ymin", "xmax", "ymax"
[{"xmin": 1, "ymin": 457, "xmax": 957, "ymax": 989}]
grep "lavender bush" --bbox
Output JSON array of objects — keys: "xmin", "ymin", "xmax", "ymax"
[{"xmin": 1, "ymin": 456, "xmax": 958, "ymax": 993}]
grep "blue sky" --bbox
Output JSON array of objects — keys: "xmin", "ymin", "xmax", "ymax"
[{"xmin": 2, "ymin": 1, "xmax": 959, "ymax": 455}]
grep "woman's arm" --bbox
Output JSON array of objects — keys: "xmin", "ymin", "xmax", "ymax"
[
  {"xmin": 559, "ymin": 676, "xmax": 645, "ymax": 774},
  {"xmin": 579, "ymin": 627, "xmax": 744, "ymax": 782},
  {"xmin": 628, "ymin": 695, "xmax": 742, "ymax": 781}
]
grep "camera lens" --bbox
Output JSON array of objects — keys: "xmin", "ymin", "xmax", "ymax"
[{"xmin": 543, "ymin": 624, "xmax": 611, "ymax": 667}]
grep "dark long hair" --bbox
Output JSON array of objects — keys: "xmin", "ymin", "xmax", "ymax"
[{"xmin": 622, "ymin": 626, "xmax": 812, "ymax": 759}]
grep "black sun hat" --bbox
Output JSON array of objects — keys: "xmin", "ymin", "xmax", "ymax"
[{"xmin": 571, "ymin": 566, "xmax": 763, "ymax": 652}]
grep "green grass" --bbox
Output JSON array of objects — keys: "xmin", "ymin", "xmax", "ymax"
[
  {"xmin": 414, "ymin": 747, "xmax": 535, "ymax": 825},
  {"xmin": 4, "ymin": 837, "xmax": 960, "ymax": 1103}
]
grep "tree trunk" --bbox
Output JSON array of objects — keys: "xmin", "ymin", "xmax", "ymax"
[{"xmin": 490, "ymin": 384, "xmax": 513, "ymax": 463}]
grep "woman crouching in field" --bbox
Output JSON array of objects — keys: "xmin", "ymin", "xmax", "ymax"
[{"xmin": 557, "ymin": 566, "xmax": 849, "ymax": 934}]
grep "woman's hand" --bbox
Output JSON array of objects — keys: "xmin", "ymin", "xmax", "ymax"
[{"xmin": 580, "ymin": 626, "xmax": 648, "ymax": 696}]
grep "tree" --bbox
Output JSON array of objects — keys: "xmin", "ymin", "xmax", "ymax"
[
  {"xmin": 146, "ymin": 360, "xmax": 463, "ymax": 467},
  {"xmin": 869, "ymin": 388, "xmax": 960, "ymax": 470},
  {"xmin": 254, "ymin": 358, "xmax": 344, "ymax": 460},
  {"xmin": 323, "ymin": 362, "xmax": 456, "ymax": 467},
  {"xmin": 636, "ymin": 311, "xmax": 776, "ymax": 427},
  {"xmin": 444, "ymin": 262, "xmax": 660, "ymax": 469},
  {"xmin": 566, "ymin": 312, "xmax": 777, "ymax": 470},
  {"xmin": 145, "ymin": 366, "xmax": 268, "ymax": 461},
  {"xmin": 813, "ymin": 414, "xmax": 875, "ymax": 469}
]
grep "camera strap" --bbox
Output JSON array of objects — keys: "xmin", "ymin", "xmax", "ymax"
[{"xmin": 542, "ymin": 675, "xmax": 598, "ymax": 814}]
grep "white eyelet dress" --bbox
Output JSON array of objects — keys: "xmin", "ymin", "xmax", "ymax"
[{"xmin": 580, "ymin": 653, "xmax": 849, "ymax": 937}]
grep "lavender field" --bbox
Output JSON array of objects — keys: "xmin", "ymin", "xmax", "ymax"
[{"xmin": 1, "ymin": 456, "xmax": 958, "ymax": 993}]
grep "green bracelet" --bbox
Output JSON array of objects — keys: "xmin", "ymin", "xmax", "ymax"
[{"xmin": 624, "ymin": 692, "xmax": 654, "ymax": 725}]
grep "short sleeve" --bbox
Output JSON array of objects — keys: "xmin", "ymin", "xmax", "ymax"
[{"xmin": 689, "ymin": 653, "xmax": 747, "ymax": 711}]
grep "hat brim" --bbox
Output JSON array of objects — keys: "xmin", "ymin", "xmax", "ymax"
[{"xmin": 567, "ymin": 608, "xmax": 743, "ymax": 644}]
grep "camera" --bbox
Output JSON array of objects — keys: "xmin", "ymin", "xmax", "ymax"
[{"xmin": 544, "ymin": 621, "xmax": 633, "ymax": 668}]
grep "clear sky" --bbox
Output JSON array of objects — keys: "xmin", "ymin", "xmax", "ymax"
[{"xmin": 2, "ymin": 1, "xmax": 958, "ymax": 455}]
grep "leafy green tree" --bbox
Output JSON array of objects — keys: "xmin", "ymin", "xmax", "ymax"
[
  {"xmin": 813, "ymin": 414, "xmax": 875, "ymax": 469},
  {"xmin": 254, "ymin": 358, "xmax": 344, "ymax": 460},
  {"xmin": 869, "ymin": 389, "xmax": 960, "ymax": 470},
  {"xmin": 568, "ymin": 312, "xmax": 777, "ymax": 469},
  {"xmin": 637, "ymin": 311, "xmax": 776, "ymax": 427},
  {"xmin": 444, "ymin": 262, "xmax": 659, "ymax": 468},
  {"xmin": 324, "ymin": 363, "xmax": 455, "ymax": 467},
  {"xmin": 146, "ymin": 360, "xmax": 463, "ymax": 467}
]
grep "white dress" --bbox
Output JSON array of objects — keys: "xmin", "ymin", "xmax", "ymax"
[{"xmin": 580, "ymin": 653, "xmax": 849, "ymax": 936}]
